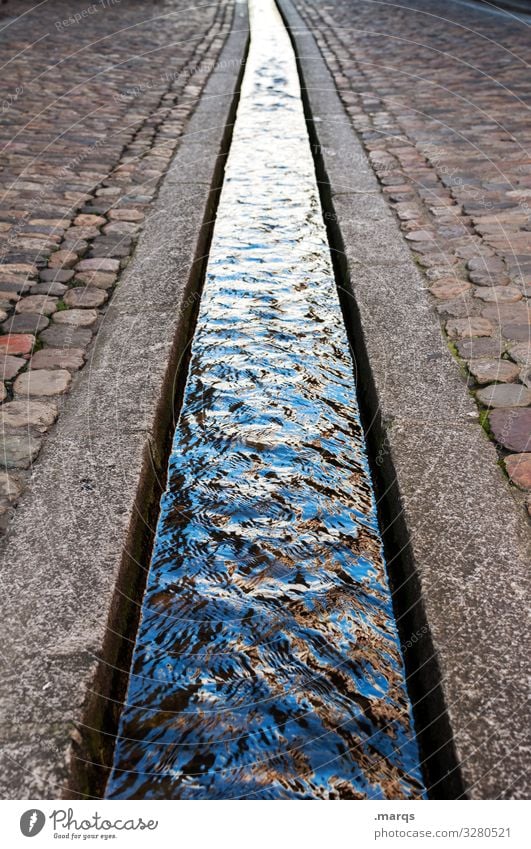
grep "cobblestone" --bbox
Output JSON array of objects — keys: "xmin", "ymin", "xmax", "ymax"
[
  {"xmin": 295, "ymin": 0, "xmax": 531, "ymax": 510},
  {"xmin": 505, "ymin": 453, "xmax": 531, "ymax": 490},
  {"xmin": 0, "ymin": 0, "xmax": 235, "ymax": 529}
]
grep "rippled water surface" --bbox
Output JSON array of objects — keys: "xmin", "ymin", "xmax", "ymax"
[{"xmin": 107, "ymin": 0, "xmax": 425, "ymax": 799}]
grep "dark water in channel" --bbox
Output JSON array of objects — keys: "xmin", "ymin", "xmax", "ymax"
[{"xmin": 106, "ymin": 0, "xmax": 425, "ymax": 799}]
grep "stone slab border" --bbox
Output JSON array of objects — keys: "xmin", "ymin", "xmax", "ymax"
[
  {"xmin": 277, "ymin": 0, "xmax": 530, "ymax": 800},
  {"xmin": 0, "ymin": 3, "xmax": 249, "ymax": 799}
]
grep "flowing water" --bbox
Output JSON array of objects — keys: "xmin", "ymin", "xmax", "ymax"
[{"xmin": 106, "ymin": 0, "xmax": 425, "ymax": 800}]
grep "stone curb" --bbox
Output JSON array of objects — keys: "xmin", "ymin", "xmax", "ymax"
[
  {"xmin": 0, "ymin": 6, "xmax": 249, "ymax": 799},
  {"xmin": 278, "ymin": 0, "xmax": 530, "ymax": 799}
]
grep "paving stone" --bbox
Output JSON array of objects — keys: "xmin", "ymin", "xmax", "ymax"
[
  {"xmin": 39, "ymin": 325, "xmax": 92, "ymax": 349},
  {"xmin": 467, "ymin": 359, "xmax": 519, "ymax": 385},
  {"xmin": 74, "ymin": 271, "xmax": 116, "ymax": 289},
  {"xmin": 520, "ymin": 367, "xmax": 531, "ymax": 389},
  {"xmin": 74, "ymin": 214, "xmax": 106, "ymax": 227},
  {"xmin": 474, "ymin": 286, "xmax": 522, "ymax": 303},
  {"xmin": 0, "ymin": 431, "xmax": 41, "ymax": 469},
  {"xmin": 508, "ymin": 343, "xmax": 531, "ymax": 366},
  {"xmin": 39, "ymin": 269, "xmax": 74, "ymax": 284},
  {"xmin": 0, "ymin": 335, "xmax": 35, "ymax": 355},
  {"xmin": 1, "ymin": 315, "xmax": 49, "ymax": 335},
  {"xmin": 0, "ymin": 263, "xmax": 36, "ymax": 276},
  {"xmin": 0, "ymin": 0, "xmax": 232, "ymax": 537},
  {"xmin": 15, "ymin": 295, "xmax": 57, "ymax": 316},
  {"xmin": 446, "ymin": 317, "xmax": 492, "ymax": 340},
  {"xmin": 62, "ymin": 239, "xmax": 88, "ymax": 255},
  {"xmin": 13, "ymin": 369, "xmax": 72, "ymax": 398},
  {"xmin": 53, "ymin": 309, "xmax": 98, "ymax": 328},
  {"xmin": 436, "ymin": 296, "xmax": 477, "ymax": 319},
  {"xmin": 0, "ymin": 355, "xmax": 26, "ymax": 381},
  {"xmin": 108, "ymin": 209, "xmax": 145, "ymax": 222},
  {"xmin": 48, "ymin": 250, "xmax": 78, "ymax": 269},
  {"xmin": 103, "ymin": 222, "xmax": 141, "ymax": 236},
  {"xmin": 501, "ymin": 323, "xmax": 531, "ymax": 342},
  {"xmin": 63, "ymin": 287, "xmax": 108, "ymax": 309},
  {"xmin": 0, "ymin": 383, "xmax": 5, "ymax": 402},
  {"xmin": 476, "ymin": 383, "xmax": 531, "ymax": 409},
  {"xmin": 30, "ymin": 282, "xmax": 68, "ymax": 297},
  {"xmin": 429, "ymin": 279, "xmax": 471, "ymax": 299},
  {"xmin": 504, "ymin": 453, "xmax": 531, "ymax": 490},
  {"xmin": 0, "ymin": 400, "xmax": 58, "ymax": 431},
  {"xmin": 456, "ymin": 337, "xmax": 505, "ymax": 359},
  {"xmin": 489, "ymin": 407, "xmax": 531, "ymax": 452},
  {"xmin": 75, "ymin": 258, "xmax": 120, "ymax": 273},
  {"xmin": 0, "ymin": 277, "xmax": 32, "ymax": 293},
  {"xmin": 481, "ymin": 303, "xmax": 531, "ymax": 323},
  {"xmin": 30, "ymin": 348, "xmax": 85, "ymax": 372}
]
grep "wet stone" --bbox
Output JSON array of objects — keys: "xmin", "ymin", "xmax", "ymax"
[
  {"xmin": 504, "ymin": 453, "xmax": 531, "ymax": 490},
  {"xmin": 467, "ymin": 359, "xmax": 519, "ymax": 385},
  {"xmin": 13, "ymin": 368, "xmax": 71, "ymax": 398},
  {"xmin": 476, "ymin": 383, "xmax": 531, "ymax": 409},
  {"xmin": 0, "ymin": 431, "xmax": 41, "ymax": 469}
]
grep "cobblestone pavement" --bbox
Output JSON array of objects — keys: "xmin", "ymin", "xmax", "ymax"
[
  {"xmin": 0, "ymin": 0, "xmax": 234, "ymax": 531},
  {"xmin": 293, "ymin": 0, "xmax": 531, "ymax": 510}
]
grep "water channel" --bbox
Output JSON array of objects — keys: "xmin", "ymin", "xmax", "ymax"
[{"xmin": 106, "ymin": 0, "xmax": 425, "ymax": 800}]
